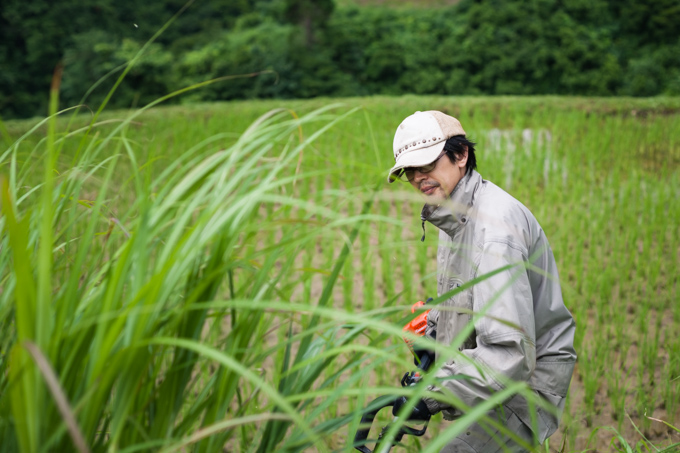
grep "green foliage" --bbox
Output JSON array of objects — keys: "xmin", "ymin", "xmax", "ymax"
[
  {"xmin": 178, "ymin": 20, "xmax": 359, "ymax": 101},
  {"xmin": 62, "ymin": 31, "xmax": 176, "ymax": 110},
  {"xmin": 3, "ymin": 0, "xmax": 680, "ymax": 119},
  {"xmin": 0, "ymin": 0, "xmax": 263, "ymax": 118},
  {"xmin": 620, "ymin": 42, "xmax": 680, "ymax": 96},
  {"xmin": 327, "ymin": 7, "xmax": 457, "ymax": 95}
]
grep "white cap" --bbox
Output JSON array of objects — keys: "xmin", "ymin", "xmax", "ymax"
[{"xmin": 387, "ymin": 111, "xmax": 466, "ymax": 183}]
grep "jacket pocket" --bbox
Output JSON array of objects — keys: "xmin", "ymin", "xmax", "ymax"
[
  {"xmin": 438, "ymin": 279, "xmax": 476, "ymax": 353},
  {"xmin": 438, "ymin": 278, "xmax": 463, "ymax": 313}
]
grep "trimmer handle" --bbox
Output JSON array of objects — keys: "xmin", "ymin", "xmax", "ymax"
[
  {"xmin": 353, "ymin": 396, "xmax": 429, "ymax": 453},
  {"xmin": 353, "ymin": 395, "xmax": 397, "ymax": 452}
]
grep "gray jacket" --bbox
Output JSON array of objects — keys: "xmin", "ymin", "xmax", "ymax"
[{"xmin": 421, "ymin": 170, "xmax": 576, "ymax": 442}]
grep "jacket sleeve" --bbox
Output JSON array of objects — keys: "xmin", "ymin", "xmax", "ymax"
[{"xmin": 423, "ymin": 240, "xmax": 536, "ymax": 417}]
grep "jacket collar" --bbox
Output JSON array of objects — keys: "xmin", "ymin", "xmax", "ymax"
[{"xmin": 420, "ymin": 170, "xmax": 482, "ymax": 237}]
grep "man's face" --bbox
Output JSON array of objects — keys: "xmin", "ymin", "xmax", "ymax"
[{"xmin": 408, "ymin": 149, "xmax": 468, "ymax": 203}]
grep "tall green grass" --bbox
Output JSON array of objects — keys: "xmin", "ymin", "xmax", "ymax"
[{"xmin": 1, "ymin": 99, "xmax": 352, "ymax": 450}]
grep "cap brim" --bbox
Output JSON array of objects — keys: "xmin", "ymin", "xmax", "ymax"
[{"xmin": 387, "ymin": 141, "xmax": 445, "ymax": 183}]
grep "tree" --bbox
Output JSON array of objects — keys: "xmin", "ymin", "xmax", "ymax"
[{"xmin": 283, "ymin": 0, "xmax": 334, "ymax": 47}]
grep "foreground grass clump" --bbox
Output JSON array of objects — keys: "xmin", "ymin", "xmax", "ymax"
[
  {"xmin": 1, "ymin": 100, "xmax": 547, "ymax": 452},
  {"xmin": 0, "ymin": 105, "xmax": 377, "ymax": 451},
  {"xmin": 1, "ymin": 95, "xmax": 680, "ymax": 452}
]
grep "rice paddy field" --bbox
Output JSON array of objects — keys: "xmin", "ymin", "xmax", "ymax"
[{"xmin": 1, "ymin": 95, "xmax": 679, "ymax": 452}]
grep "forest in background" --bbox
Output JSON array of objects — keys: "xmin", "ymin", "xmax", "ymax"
[{"xmin": 1, "ymin": 0, "xmax": 679, "ymax": 119}]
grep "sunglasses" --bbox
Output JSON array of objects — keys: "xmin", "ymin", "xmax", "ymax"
[{"xmin": 397, "ymin": 152, "xmax": 446, "ymax": 182}]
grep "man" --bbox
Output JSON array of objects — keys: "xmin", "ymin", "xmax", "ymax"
[{"xmin": 387, "ymin": 111, "xmax": 577, "ymax": 452}]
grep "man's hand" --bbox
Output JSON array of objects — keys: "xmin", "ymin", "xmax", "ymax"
[{"xmin": 391, "ymin": 396, "xmax": 431, "ymax": 421}]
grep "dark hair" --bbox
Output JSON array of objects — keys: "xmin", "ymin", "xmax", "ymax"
[{"xmin": 443, "ymin": 135, "xmax": 477, "ymax": 174}]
